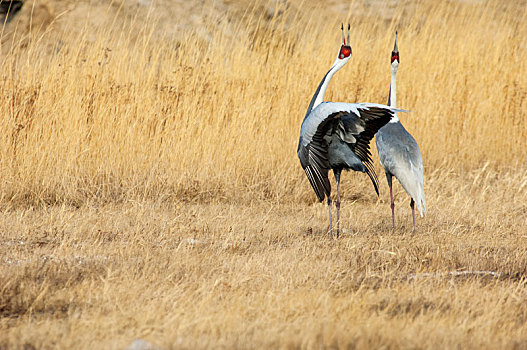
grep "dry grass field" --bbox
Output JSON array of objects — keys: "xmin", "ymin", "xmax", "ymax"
[{"xmin": 1, "ymin": 0, "xmax": 527, "ymax": 348}]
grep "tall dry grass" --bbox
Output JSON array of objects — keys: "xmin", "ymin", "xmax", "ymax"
[{"xmin": 0, "ymin": 0, "xmax": 525, "ymax": 208}]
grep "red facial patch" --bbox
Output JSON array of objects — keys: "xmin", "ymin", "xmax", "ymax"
[
  {"xmin": 339, "ymin": 46, "xmax": 352, "ymax": 59},
  {"xmin": 391, "ymin": 53, "xmax": 399, "ymax": 63}
]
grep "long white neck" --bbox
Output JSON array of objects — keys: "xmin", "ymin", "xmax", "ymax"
[
  {"xmin": 305, "ymin": 59, "xmax": 346, "ymax": 117},
  {"xmin": 388, "ymin": 67, "xmax": 400, "ymax": 123},
  {"xmin": 312, "ymin": 61, "xmax": 342, "ymax": 109}
]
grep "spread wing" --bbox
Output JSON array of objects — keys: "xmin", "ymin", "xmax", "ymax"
[
  {"xmin": 297, "ymin": 112, "xmax": 342, "ymax": 202},
  {"xmin": 298, "ymin": 103, "xmax": 398, "ymax": 201},
  {"xmin": 337, "ymin": 105, "xmax": 396, "ymax": 194}
]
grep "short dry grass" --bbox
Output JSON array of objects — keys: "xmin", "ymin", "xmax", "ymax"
[{"xmin": 0, "ymin": 0, "xmax": 526, "ymax": 348}]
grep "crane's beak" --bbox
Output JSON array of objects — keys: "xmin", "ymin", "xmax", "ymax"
[
  {"xmin": 340, "ymin": 23, "xmax": 351, "ymax": 45},
  {"xmin": 391, "ymin": 31, "xmax": 399, "ymax": 63},
  {"xmin": 338, "ymin": 23, "xmax": 352, "ymax": 60},
  {"xmin": 347, "ymin": 23, "xmax": 350, "ymax": 47}
]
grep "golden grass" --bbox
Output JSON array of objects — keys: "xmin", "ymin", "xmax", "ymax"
[
  {"xmin": 1, "ymin": 0, "xmax": 527, "ymax": 348},
  {"xmin": 0, "ymin": 0, "xmax": 525, "ymax": 206}
]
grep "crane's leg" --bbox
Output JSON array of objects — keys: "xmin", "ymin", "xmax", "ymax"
[
  {"xmin": 385, "ymin": 172, "xmax": 395, "ymax": 233},
  {"xmin": 335, "ymin": 170, "xmax": 342, "ymax": 238},
  {"xmin": 327, "ymin": 197, "xmax": 333, "ymax": 238},
  {"xmin": 390, "ymin": 185, "xmax": 395, "ymax": 233},
  {"xmin": 336, "ymin": 179, "xmax": 341, "ymax": 238},
  {"xmin": 410, "ymin": 199, "xmax": 416, "ymax": 233}
]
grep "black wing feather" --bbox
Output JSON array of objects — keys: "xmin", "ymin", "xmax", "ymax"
[
  {"xmin": 299, "ymin": 106, "xmax": 393, "ymax": 200},
  {"xmin": 298, "ymin": 113, "xmax": 342, "ymax": 202},
  {"xmin": 339, "ymin": 106, "xmax": 394, "ymax": 195}
]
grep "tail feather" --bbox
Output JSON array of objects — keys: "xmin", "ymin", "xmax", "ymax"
[
  {"xmin": 414, "ymin": 184, "xmax": 426, "ymax": 217},
  {"xmin": 364, "ymin": 164, "xmax": 380, "ymax": 196}
]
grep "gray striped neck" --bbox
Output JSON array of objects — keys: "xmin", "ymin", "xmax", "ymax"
[
  {"xmin": 304, "ymin": 58, "xmax": 347, "ymax": 120},
  {"xmin": 304, "ymin": 69, "xmax": 331, "ymax": 120}
]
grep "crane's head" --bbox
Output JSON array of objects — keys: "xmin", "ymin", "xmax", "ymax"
[
  {"xmin": 391, "ymin": 31, "xmax": 399, "ymax": 71},
  {"xmin": 338, "ymin": 23, "xmax": 352, "ymax": 62}
]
